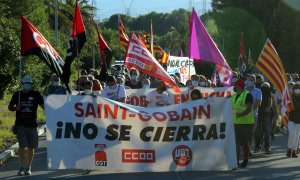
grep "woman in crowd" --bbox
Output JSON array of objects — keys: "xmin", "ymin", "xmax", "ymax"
[{"xmin": 287, "ymin": 82, "xmax": 300, "ymax": 158}]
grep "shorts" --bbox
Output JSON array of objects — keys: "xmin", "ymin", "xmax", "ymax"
[
  {"xmin": 16, "ymin": 126, "xmax": 39, "ymax": 149},
  {"xmin": 234, "ymin": 124, "xmax": 253, "ymax": 146}
]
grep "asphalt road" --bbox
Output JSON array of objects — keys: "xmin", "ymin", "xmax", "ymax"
[{"xmin": 0, "ymin": 130, "xmax": 300, "ymax": 180}]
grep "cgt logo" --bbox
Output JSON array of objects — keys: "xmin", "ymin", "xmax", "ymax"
[
  {"xmin": 95, "ymin": 144, "xmax": 107, "ymax": 166},
  {"xmin": 122, "ymin": 149, "xmax": 155, "ymax": 163},
  {"xmin": 172, "ymin": 145, "xmax": 192, "ymax": 167}
]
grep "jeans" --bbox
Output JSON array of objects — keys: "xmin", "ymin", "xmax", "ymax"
[{"xmin": 255, "ymin": 112, "xmax": 272, "ymax": 149}]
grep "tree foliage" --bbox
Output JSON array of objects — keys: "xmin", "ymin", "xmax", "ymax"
[
  {"xmin": 212, "ymin": 0, "xmax": 300, "ymax": 72},
  {"xmin": 0, "ymin": 0, "xmax": 299, "ymax": 98}
]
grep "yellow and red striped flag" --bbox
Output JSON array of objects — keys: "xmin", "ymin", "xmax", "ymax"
[
  {"xmin": 143, "ymin": 32, "xmax": 169, "ymax": 64},
  {"xmin": 118, "ymin": 15, "xmax": 129, "ymax": 47},
  {"xmin": 256, "ymin": 39, "xmax": 293, "ymax": 124}
]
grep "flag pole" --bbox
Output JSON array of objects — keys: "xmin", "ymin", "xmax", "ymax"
[
  {"xmin": 54, "ymin": 0, "xmax": 58, "ymax": 45},
  {"xmin": 18, "ymin": 56, "xmax": 22, "ymax": 106},
  {"xmin": 76, "ymin": 37, "xmax": 80, "ymax": 95},
  {"xmin": 92, "ymin": 45, "xmax": 95, "ymax": 69},
  {"xmin": 150, "ymin": 19, "xmax": 154, "ymax": 55}
]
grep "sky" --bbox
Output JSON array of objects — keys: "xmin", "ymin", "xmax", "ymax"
[{"xmin": 90, "ymin": 0, "xmax": 212, "ymax": 21}]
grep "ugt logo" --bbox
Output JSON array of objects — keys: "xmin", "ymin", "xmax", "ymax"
[
  {"xmin": 172, "ymin": 145, "xmax": 192, "ymax": 167},
  {"xmin": 95, "ymin": 144, "xmax": 107, "ymax": 166}
]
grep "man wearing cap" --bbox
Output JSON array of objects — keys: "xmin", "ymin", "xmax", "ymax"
[
  {"xmin": 144, "ymin": 80, "xmax": 170, "ymax": 107},
  {"xmin": 231, "ymin": 79, "xmax": 254, "ymax": 169},
  {"xmin": 8, "ymin": 75, "xmax": 44, "ymax": 176}
]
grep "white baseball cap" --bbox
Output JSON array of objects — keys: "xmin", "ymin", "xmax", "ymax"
[{"xmin": 22, "ymin": 75, "xmax": 33, "ymax": 84}]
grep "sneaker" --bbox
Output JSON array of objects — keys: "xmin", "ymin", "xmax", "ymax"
[
  {"xmin": 240, "ymin": 159, "xmax": 248, "ymax": 168},
  {"xmin": 292, "ymin": 151, "xmax": 298, "ymax": 158},
  {"xmin": 17, "ymin": 167, "xmax": 25, "ymax": 176},
  {"xmin": 265, "ymin": 148, "xmax": 272, "ymax": 154},
  {"xmin": 287, "ymin": 149, "xmax": 292, "ymax": 157},
  {"xmin": 24, "ymin": 168, "xmax": 31, "ymax": 175}
]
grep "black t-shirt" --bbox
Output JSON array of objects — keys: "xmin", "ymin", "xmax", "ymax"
[
  {"xmin": 9, "ymin": 90, "xmax": 44, "ymax": 128},
  {"xmin": 235, "ymin": 92, "xmax": 253, "ymax": 104}
]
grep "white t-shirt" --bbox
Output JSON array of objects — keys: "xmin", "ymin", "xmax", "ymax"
[
  {"xmin": 102, "ymin": 84, "xmax": 126, "ymax": 101},
  {"xmin": 146, "ymin": 90, "xmax": 170, "ymax": 107}
]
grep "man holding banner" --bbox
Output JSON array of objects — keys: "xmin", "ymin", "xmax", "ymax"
[{"xmin": 144, "ymin": 80, "xmax": 170, "ymax": 107}]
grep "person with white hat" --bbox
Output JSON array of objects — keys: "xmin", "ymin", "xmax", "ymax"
[{"xmin": 8, "ymin": 75, "xmax": 44, "ymax": 176}]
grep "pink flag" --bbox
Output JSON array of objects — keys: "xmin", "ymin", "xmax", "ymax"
[
  {"xmin": 125, "ymin": 32, "xmax": 179, "ymax": 92},
  {"xmin": 189, "ymin": 8, "xmax": 231, "ymax": 70}
]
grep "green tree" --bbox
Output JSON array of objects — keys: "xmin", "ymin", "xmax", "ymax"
[{"xmin": 211, "ymin": 0, "xmax": 300, "ymax": 72}]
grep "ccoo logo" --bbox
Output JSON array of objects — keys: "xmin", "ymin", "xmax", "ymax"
[{"xmin": 172, "ymin": 145, "xmax": 192, "ymax": 167}]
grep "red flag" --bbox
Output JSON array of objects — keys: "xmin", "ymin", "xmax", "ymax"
[
  {"xmin": 62, "ymin": 0, "xmax": 86, "ymax": 84},
  {"xmin": 95, "ymin": 26, "xmax": 113, "ymax": 82},
  {"xmin": 125, "ymin": 32, "xmax": 179, "ymax": 91},
  {"xmin": 119, "ymin": 15, "xmax": 129, "ymax": 47},
  {"xmin": 20, "ymin": 16, "xmax": 67, "ymax": 89}
]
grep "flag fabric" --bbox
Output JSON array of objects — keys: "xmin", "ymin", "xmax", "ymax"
[
  {"xmin": 256, "ymin": 39, "xmax": 293, "ymax": 124},
  {"xmin": 216, "ymin": 64, "xmax": 233, "ymax": 87},
  {"xmin": 118, "ymin": 15, "xmax": 129, "ymax": 47},
  {"xmin": 177, "ymin": 48, "xmax": 184, "ymax": 57},
  {"xmin": 20, "ymin": 16, "xmax": 67, "ymax": 89},
  {"xmin": 137, "ymin": 34, "xmax": 147, "ymax": 48},
  {"xmin": 125, "ymin": 32, "xmax": 178, "ymax": 91},
  {"xmin": 95, "ymin": 26, "xmax": 113, "ymax": 82},
  {"xmin": 247, "ymin": 48, "xmax": 254, "ymax": 65},
  {"xmin": 247, "ymin": 48, "xmax": 255, "ymax": 71},
  {"xmin": 239, "ymin": 32, "xmax": 247, "ymax": 73},
  {"xmin": 62, "ymin": 0, "xmax": 86, "ymax": 85},
  {"xmin": 211, "ymin": 68, "xmax": 217, "ymax": 85},
  {"xmin": 188, "ymin": 8, "xmax": 231, "ymax": 70},
  {"xmin": 143, "ymin": 32, "xmax": 169, "ymax": 64}
]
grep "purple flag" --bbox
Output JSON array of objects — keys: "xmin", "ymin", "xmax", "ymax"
[{"xmin": 188, "ymin": 8, "xmax": 231, "ymax": 70}]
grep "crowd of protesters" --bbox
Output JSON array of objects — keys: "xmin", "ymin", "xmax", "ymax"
[
  {"xmin": 65, "ymin": 65, "xmax": 300, "ymax": 162},
  {"xmin": 8, "ymin": 63, "xmax": 300, "ymax": 175}
]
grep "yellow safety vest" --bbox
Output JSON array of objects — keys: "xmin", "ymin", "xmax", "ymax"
[{"xmin": 231, "ymin": 91, "xmax": 254, "ymax": 124}]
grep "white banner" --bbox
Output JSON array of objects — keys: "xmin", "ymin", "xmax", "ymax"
[
  {"xmin": 72, "ymin": 87, "xmax": 234, "ymax": 107},
  {"xmin": 46, "ymin": 95, "xmax": 237, "ymax": 172},
  {"xmin": 167, "ymin": 56, "xmax": 196, "ymax": 84},
  {"xmin": 125, "ymin": 87, "xmax": 233, "ymax": 107}
]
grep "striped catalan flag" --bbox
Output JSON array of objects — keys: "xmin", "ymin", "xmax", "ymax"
[
  {"xmin": 256, "ymin": 39, "xmax": 294, "ymax": 124},
  {"xmin": 143, "ymin": 32, "xmax": 169, "ymax": 64},
  {"xmin": 118, "ymin": 15, "xmax": 129, "ymax": 47}
]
